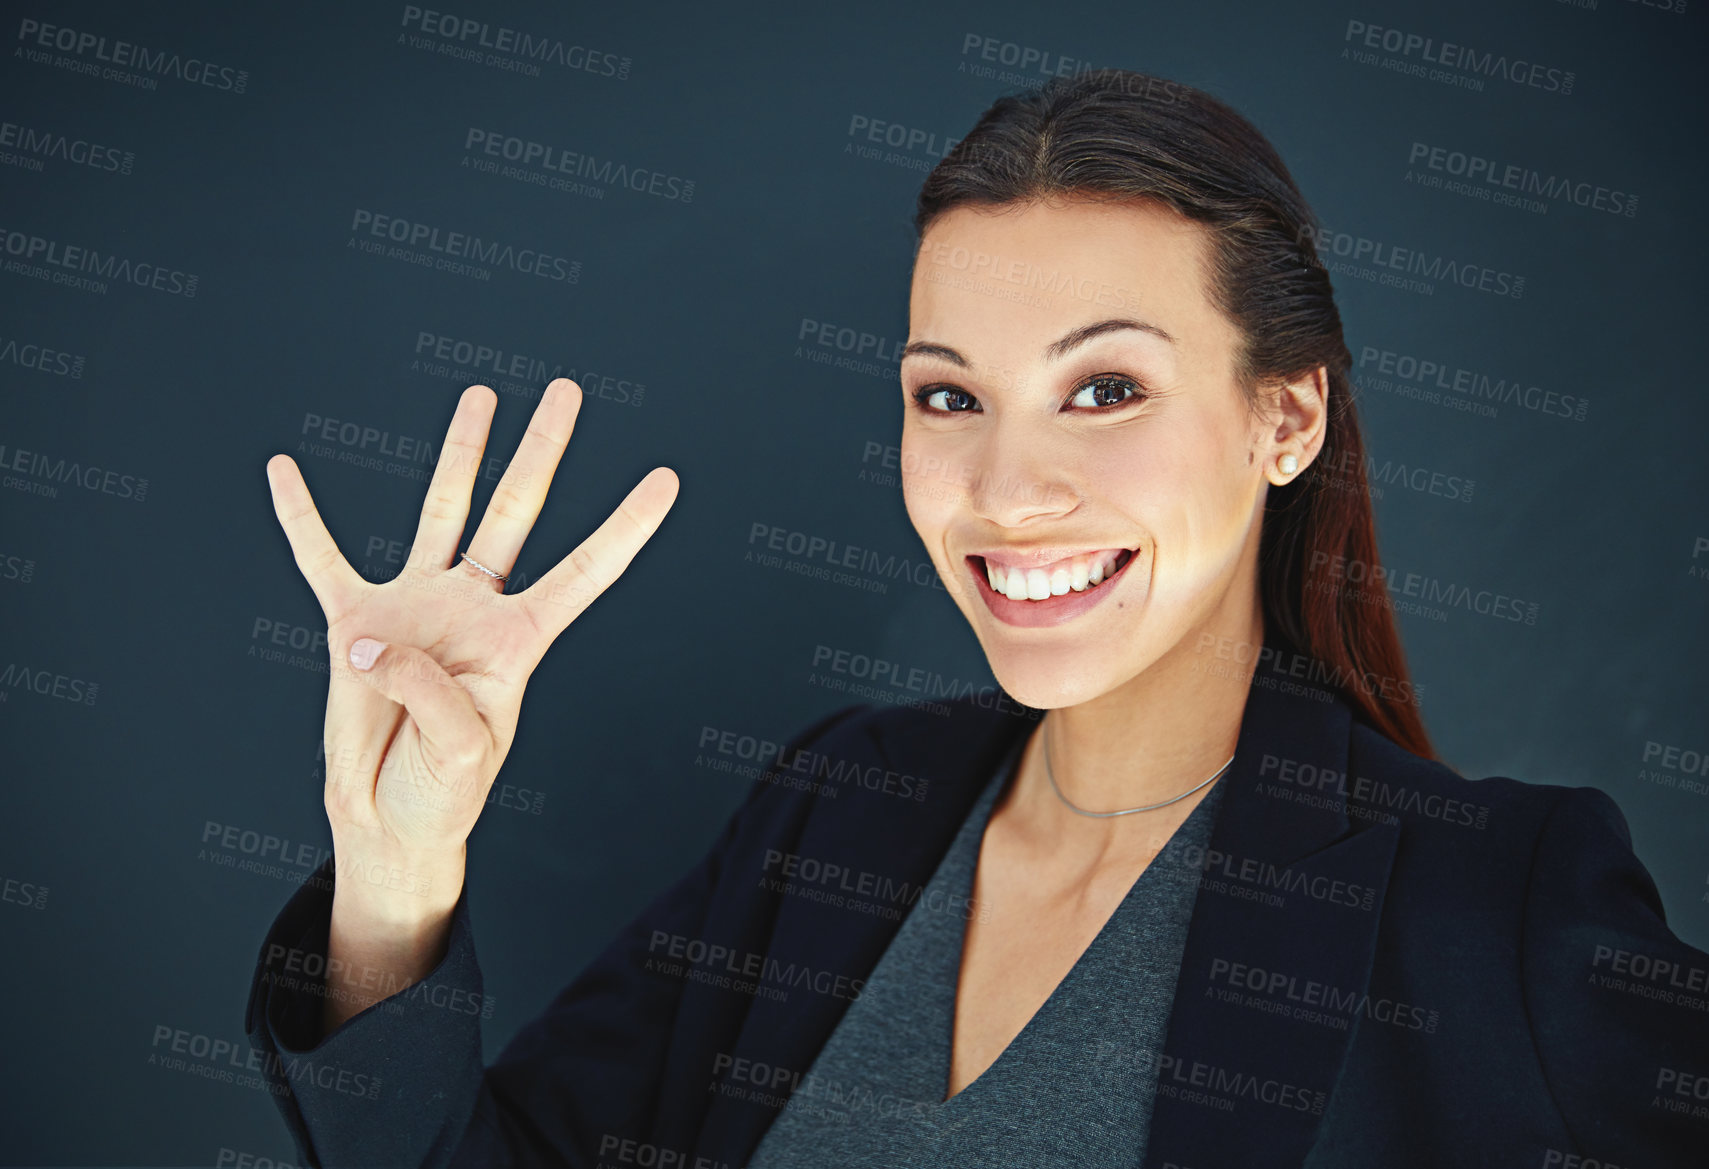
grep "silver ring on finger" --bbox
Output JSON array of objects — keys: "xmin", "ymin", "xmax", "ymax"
[{"xmin": 460, "ymin": 550, "xmax": 509, "ymax": 583}]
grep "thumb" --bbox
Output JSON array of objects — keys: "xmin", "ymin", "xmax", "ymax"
[{"xmin": 343, "ymin": 637, "xmax": 489, "ymax": 766}]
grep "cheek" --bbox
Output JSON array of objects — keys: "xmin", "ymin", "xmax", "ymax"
[
  {"xmin": 899, "ymin": 431, "xmax": 961, "ymax": 530},
  {"xmin": 1084, "ymin": 418, "xmax": 1252, "ymax": 542}
]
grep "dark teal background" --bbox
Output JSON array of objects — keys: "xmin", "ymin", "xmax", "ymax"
[{"xmin": 2, "ymin": 0, "xmax": 1706, "ymax": 1162}]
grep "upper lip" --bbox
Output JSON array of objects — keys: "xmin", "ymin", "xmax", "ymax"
[{"xmin": 968, "ymin": 545, "xmax": 1136, "ymax": 570}]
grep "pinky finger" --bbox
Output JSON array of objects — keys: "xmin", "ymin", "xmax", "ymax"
[{"xmin": 519, "ymin": 466, "xmax": 680, "ymax": 646}]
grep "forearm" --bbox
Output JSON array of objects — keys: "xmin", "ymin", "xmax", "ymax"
[
  {"xmin": 321, "ymin": 833, "xmax": 468, "ymax": 1034},
  {"xmin": 249, "ymin": 863, "xmax": 495, "ymax": 1169}
]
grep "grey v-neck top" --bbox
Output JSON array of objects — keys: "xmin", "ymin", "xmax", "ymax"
[{"xmin": 746, "ymin": 732, "xmax": 1227, "ymax": 1168}]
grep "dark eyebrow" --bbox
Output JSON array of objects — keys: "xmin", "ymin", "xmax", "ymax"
[{"xmin": 900, "ymin": 317, "xmax": 1177, "ymax": 368}]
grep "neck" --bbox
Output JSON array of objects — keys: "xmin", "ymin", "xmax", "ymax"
[{"xmin": 1007, "ymin": 603, "xmax": 1264, "ymax": 857}]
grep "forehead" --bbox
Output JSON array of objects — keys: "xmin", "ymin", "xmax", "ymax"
[{"xmin": 907, "ymin": 197, "xmax": 1230, "ymax": 371}]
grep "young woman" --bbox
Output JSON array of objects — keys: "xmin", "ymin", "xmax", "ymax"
[{"xmin": 246, "ymin": 69, "xmax": 1708, "ymax": 1168}]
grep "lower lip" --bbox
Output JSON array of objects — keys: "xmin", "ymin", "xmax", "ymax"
[{"xmin": 968, "ymin": 551, "xmax": 1137, "ymax": 628}]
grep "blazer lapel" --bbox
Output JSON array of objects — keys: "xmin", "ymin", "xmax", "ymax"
[
  {"xmin": 691, "ymin": 697, "xmax": 1037, "ymax": 1162},
  {"xmin": 693, "ymin": 653, "xmax": 1401, "ymax": 1169},
  {"xmin": 1141, "ymin": 671, "xmax": 1402, "ymax": 1169}
]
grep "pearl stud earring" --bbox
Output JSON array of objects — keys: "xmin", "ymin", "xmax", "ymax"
[{"xmin": 1279, "ymin": 453, "xmax": 1298, "ymax": 475}]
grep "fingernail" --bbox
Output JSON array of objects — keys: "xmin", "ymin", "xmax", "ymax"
[{"xmin": 350, "ymin": 638, "xmax": 385, "ymax": 671}]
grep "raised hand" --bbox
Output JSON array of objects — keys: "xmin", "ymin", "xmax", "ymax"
[{"xmin": 263, "ymin": 378, "xmax": 678, "ymax": 1027}]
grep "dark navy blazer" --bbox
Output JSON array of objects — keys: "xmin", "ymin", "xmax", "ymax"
[{"xmin": 246, "ymin": 664, "xmax": 1709, "ymax": 1168}]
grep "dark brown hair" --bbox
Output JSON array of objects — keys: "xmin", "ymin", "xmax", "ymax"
[{"xmin": 913, "ymin": 68, "xmax": 1434, "ymax": 759}]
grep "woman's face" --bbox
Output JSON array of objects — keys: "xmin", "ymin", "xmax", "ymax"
[{"xmin": 901, "ymin": 196, "xmax": 1317, "ymax": 710}]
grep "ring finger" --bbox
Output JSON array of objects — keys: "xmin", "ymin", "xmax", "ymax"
[{"xmin": 462, "ymin": 377, "xmax": 583, "ymax": 583}]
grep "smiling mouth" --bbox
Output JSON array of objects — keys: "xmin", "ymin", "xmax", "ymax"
[{"xmin": 970, "ymin": 548, "xmax": 1136, "ymax": 602}]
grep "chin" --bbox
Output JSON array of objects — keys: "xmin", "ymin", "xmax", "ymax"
[{"xmin": 975, "ymin": 635, "xmax": 1141, "ymax": 711}]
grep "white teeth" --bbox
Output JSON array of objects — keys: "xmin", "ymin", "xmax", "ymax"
[{"xmin": 982, "ymin": 550, "xmax": 1131, "ymax": 601}]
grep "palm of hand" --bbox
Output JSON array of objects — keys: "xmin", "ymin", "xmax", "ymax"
[{"xmin": 265, "ymin": 379, "xmax": 678, "ymax": 856}]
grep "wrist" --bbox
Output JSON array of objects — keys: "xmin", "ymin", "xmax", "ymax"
[
  {"xmin": 320, "ymin": 838, "xmax": 465, "ymax": 1029},
  {"xmin": 326, "ymin": 830, "xmax": 466, "ymax": 931}
]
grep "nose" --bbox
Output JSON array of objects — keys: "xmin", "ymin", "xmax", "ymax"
[{"xmin": 964, "ymin": 418, "xmax": 1078, "ymax": 527}]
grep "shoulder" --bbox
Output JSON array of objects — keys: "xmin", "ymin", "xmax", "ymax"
[
  {"xmin": 1341, "ymin": 719, "xmax": 1647, "ymax": 916},
  {"xmin": 1345, "ymin": 717, "xmax": 1625, "ymax": 842}
]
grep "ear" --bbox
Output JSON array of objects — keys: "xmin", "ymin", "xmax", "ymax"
[{"xmin": 1262, "ymin": 364, "xmax": 1329, "ymax": 486}]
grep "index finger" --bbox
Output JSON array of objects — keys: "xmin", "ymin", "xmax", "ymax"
[{"xmin": 265, "ymin": 454, "xmax": 365, "ymax": 619}]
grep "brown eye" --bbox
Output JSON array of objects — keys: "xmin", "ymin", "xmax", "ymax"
[
  {"xmin": 914, "ymin": 386, "xmax": 980, "ymax": 413},
  {"xmin": 1067, "ymin": 374, "xmax": 1142, "ymax": 410}
]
